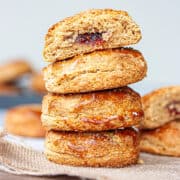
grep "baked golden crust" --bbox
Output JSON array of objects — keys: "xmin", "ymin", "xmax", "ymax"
[
  {"xmin": 5, "ymin": 104, "xmax": 45, "ymax": 137},
  {"xmin": 31, "ymin": 73, "xmax": 46, "ymax": 94},
  {"xmin": 140, "ymin": 120, "xmax": 180, "ymax": 157},
  {"xmin": 43, "ymin": 48, "xmax": 147, "ymax": 94},
  {"xmin": 43, "ymin": 9, "xmax": 141, "ymax": 62},
  {"xmin": 0, "ymin": 60, "xmax": 32, "ymax": 84},
  {"xmin": 45, "ymin": 128, "xmax": 140, "ymax": 167},
  {"xmin": 141, "ymin": 86, "xmax": 180, "ymax": 129},
  {"xmin": 0, "ymin": 84, "xmax": 20, "ymax": 96},
  {"xmin": 42, "ymin": 87, "xmax": 143, "ymax": 131}
]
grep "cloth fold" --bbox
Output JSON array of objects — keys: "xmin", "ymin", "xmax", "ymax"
[{"xmin": 0, "ymin": 130, "xmax": 179, "ymax": 180}]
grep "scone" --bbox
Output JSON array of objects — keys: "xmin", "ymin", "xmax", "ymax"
[
  {"xmin": 140, "ymin": 86, "xmax": 180, "ymax": 129},
  {"xmin": 43, "ymin": 9, "xmax": 141, "ymax": 62},
  {"xmin": 31, "ymin": 73, "xmax": 46, "ymax": 94},
  {"xmin": 45, "ymin": 128, "xmax": 140, "ymax": 167},
  {"xmin": 42, "ymin": 87, "xmax": 144, "ymax": 131},
  {"xmin": 0, "ymin": 84, "xmax": 20, "ymax": 96},
  {"xmin": 0, "ymin": 60, "xmax": 32, "ymax": 84},
  {"xmin": 5, "ymin": 104, "xmax": 45, "ymax": 137},
  {"xmin": 140, "ymin": 120, "xmax": 180, "ymax": 157},
  {"xmin": 43, "ymin": 48, "xmax": 147, "ymax": 94}
]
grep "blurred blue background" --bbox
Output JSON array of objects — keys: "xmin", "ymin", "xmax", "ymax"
[{"xmin": 0, "ymin": 0, "xmax": 179, "ymax": 95}]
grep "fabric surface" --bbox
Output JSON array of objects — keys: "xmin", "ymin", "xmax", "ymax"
[{"xmin": 0, "ymin": 131, "xmax": 179, "ymax": 180}]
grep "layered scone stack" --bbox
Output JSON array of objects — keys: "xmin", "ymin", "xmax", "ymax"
[
  {"xmin": 140, "ymin": 86, "xmax": 180, "ymax": 157},
  {"xmin": 42, "ymin": 9, "xmax": 147, "ymax": 167}
]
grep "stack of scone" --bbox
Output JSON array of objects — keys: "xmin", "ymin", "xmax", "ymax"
[
  {"xmin": 140, "ymin": 86, "xmax": 180, "ymax": 157},
  {"xmin": 42, "ymin": 9, "xmax": 147, "ymax": 167}
]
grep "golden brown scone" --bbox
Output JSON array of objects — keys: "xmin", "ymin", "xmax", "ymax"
[
  {"xmin": 43, "ymin": 9, "xmax": 141, "ymax": 62},
  {"xmin": 43, "ymin": 48, "xmax": 147, "ymax": 94},
  {"xmin": 141, "ymin": 86, "xmax": 180, "ymax": 129},
  {"xmin": 31, "ymin": 73, "xmax": 46, "ymax": 94},
  {"xmin": 140, "ymin": 120, "xmax": 180, "ymax": 157},
  {"xmin": 0, "ymin": 84, "xmax": 20, "ymax": 96},
  {"xmin": 42, "ymin": 87, "xmax": 144, "ymax": 131},
  {"xmin": 45, "ymin": 128, "xmax": 140, "ymax": 167},
  {"xmin": 5, "ymin": 104, "xmax": 45, "ymax": 137},
  {"xmin": 0, "ymin": 60, "xmax": 32, "ymax": 84}
]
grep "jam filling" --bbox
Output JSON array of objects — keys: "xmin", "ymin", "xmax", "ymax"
[
  {"xmin": 75, "ymin": 32, "xmax": 104, "ymax": 45},
  {"xmin": 166, "ymin": 101, "xmax": 180, "ymax": 116}
]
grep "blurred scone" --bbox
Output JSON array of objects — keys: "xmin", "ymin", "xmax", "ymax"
[
  {"xmin": 31, "ymin": 73, "xmax": 46, "ymax": 94},
  {"xmin": 5, "ymin": 104, "xmax": 45, "ymax": 137},
  {"xmin": 140, "ymin": 120, "xmax": 180, "ymax": 157},
  {"xmin": 0, "ymin": 84, "xmax": 20, "ymax": 96},
  {"xmin": 0, "ymin": 60, "xmax": 32, "ymax": 84},
  {"xmin": 42, "ymin": 87, "xmax": 143, "ymax": 131},
  {"xmin": 45, "ymin": 128, "xmax": 139, "ymax": 167},
  {"xmin": 140, "ymin": 86, "xmax": 180, "ymax": 129},
  {"xmin": 43, "ymin": 48, "xmax": 147, "ymax": 94},
  {"xmin": 43, "ymin": 9, "xmax": 141, "ymax": 62}
]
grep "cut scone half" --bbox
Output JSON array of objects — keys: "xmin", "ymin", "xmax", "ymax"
[
  {"xmin": 140, "ymin": 120, "xmax": 180, "ymax": 157},
  {"xmin": 141, "ymin": 86, "xmax": 180, "ymax": 129},
  {"xmin": 43, "ymin": 9, "xmax": 141, "ymax": 62},
  {"xmin": 43, "ymin": 48, "xmax": 147, "ymax": 94}
]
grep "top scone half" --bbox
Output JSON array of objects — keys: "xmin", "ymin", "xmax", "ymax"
[{"xmin": 43, "ymin": 9, "xmax": 141, "ymax": 62}]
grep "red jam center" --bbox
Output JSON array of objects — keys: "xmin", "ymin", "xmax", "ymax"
[
  {"xmin": 75, "ymin": 32, "xmax": 104, "ymax": 45},
  {"xmin": 166, "ymin": 101, "xmax": 180, "ymax": 116}
]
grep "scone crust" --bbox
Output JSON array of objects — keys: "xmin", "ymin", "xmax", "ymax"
[
  {"xmin": 45, "ymin": 128, "xmax": 140, "ymax": 167},
  {"xmin": 43, "ymin": 48, "xmax": 147, "ymax": 94},
  {"xmin": 43, "ymin": 9, "xmax": 141, "ymax": 62},
  {"xmin": 141, "ymin": 86, "xmax": 180, "ymax": 129},
  {"xmin": 140, "ymin": 120, "xmax": 180, "ymax": 157},
  {"xmin": 42, "ymin": 87, "xmax": 143, "ymax": 131},
  {"xmin": 31, "ymin": 73, "xmax": 46, "ymax": 94},
  {"xmin": 0, "ymin": 60, "xmax": 32, "ymax": 84},
  {"xmin": 5, "ymin": 104, "xmax": 45, "ymax": 137}
]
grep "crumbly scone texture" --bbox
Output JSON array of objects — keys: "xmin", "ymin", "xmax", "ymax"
[
  {"xmin": 0, "ymin": 84, "xmax": 20, "ymax": 96},
  {"xmin": 140, "ymin": 120, "xmax": 180, "ymax": 157},
  {"xmin": 45, "ymin": 128, "xmax": 140, "ymax": 167},
  {"xmin": 5, "ymin": 104, "xmax": 45, "ymax": 137},
  {"xmin": 43, "ymin": 9, "xmax": 141, "ymax": 62},
  {"xmin": 43, "ymin": 48, "xmax": 147, "ymax": 94},
  {"xmin": 42, "ymin": 87, "xmax": 143, "ymax": 131},
  {"xmin": 0, "ymin": 60, "xmax": 32, "ymax": 84},
  {"xmin": 140, "ymin": 86, "xmax": 180, "ymax": 129},
  {"xmin": 31, "ymin": 73, "xmax": 46, "ymax": 94}
]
